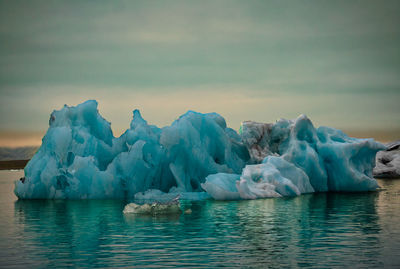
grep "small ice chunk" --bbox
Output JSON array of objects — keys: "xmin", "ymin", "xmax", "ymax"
[{"xmin": 123, "ymin": 201, "xmax": 182, "ymax": 215}]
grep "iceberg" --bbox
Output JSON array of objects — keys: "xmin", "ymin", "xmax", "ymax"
[
  {"xmin": 373, "ymin": 140, "xmax": 400, "ymax": 178},
  {"xmin": 14, "ymin": 100, "xmax": 384, "ymax": 200},
  {"xmin": 14, "ymin": 100, "xmax": 249, "ymax": 199},
  {"xmin": 203, "ymin": 115, "xmax": 385, "ymax": 200}
]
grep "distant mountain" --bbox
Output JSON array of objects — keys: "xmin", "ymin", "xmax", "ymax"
[{"xmin": 0, "ymin": 146, "xmax": 39, "ymax": 161}]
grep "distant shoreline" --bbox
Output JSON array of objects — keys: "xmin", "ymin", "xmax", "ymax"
[{"xmin": 0, "ymin": 160, "xmax": 29, "ymax": 170}]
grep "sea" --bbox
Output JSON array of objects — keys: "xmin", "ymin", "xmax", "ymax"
[{"xmin": 0, "ymin": 170, "xmax": 399, "ymax": 268}]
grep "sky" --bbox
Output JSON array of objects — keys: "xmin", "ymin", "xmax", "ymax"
[{"xmin": 0, "ymin": 0, "xmax": 399, "ymax": 146}]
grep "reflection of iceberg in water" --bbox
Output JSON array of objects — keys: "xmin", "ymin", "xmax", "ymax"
[
  {"xmin": 201, "ymin": 192, "xmax": 382, "ymax": 267},
  {"xmin": 13, "ymin": 189, "xmax": 388, "ymax": 268},
  {"xmin": 14, "ymin": 100, "xmax": 384, "ymax": 200},
  {"xmin": 374, "ymin": 179, "xmax": 400, "ymax": 267},
  {"xmin": 13, "ymin": 199, "xmax": 126, "ymax": 267}
]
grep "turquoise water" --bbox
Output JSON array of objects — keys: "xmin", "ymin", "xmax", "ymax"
[{"xmin": 1, "ymin": 170, "xmax": 400, "ymax": 268}]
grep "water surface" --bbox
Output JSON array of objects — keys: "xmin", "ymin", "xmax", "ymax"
[{"xmin": 1, "ymin": 170, "xmax": 399, "ymax": 268}]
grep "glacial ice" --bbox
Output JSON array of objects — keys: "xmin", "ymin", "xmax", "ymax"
[
  {"xmin": 134, "ymin": 189, "xmax": 210, "ymax": 203},
  {"xmin": 123, "ymin": 195, "xmax": 182, "ymax": 215},
  {"xmin": 15, "ymin": 100, "xmax": 248, "ymax": 199},
  {"xmin": 204, "ymin": 116, "xmax": 385, "ymax": 200},
  {"xmin": 373, "ymin": 140, "xmax": 400, "ymax": 178},
  {"xmin": 14, "ymin": 100, "xmax": 385, "ymax": 200},
  {"xmin": 123, "ymin": 202, "xmax": 182, "ymax": 215}
]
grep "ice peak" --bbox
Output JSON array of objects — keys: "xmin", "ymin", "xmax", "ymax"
[{"xmin": 131, "ymin": 109, "xmax": 147, "ymax": 128}]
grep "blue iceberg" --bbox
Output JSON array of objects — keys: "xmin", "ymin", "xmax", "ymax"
[
  {"xmin": 14, "ymin": 100, "xmax": 385, "ymax": 200},
  {"xmin": 203, "ymin": 115, "xmax": 385, "ymax": 200},
  {"xmin": 15, "ymin": 100, "xmax": 248, "ymax": 199}
]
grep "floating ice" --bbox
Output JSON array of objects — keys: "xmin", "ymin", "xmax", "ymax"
[
  {"xmin": 373, "ymin": 140, "xmax": 400, "ymax": 178},
  {"xmin": 123, "ymin": 198, "xmax": 182, "ymax": 215},
  {"xmin": 204, "ymin": 115, "xmax": 385, "ymax": 200},
  {"xmin": 14, "ymin": 100, "xmax": 384, "ymax": 200},
  {"xmin": 201, "ymin": 173, "xmax": 241, "ymax": 200},
  {"xmin": 134, "ymin": 189, "xmax": 210, "ymax": 203},
  {"xmin": 14, "ymin": 100, "xmax": 249, "ymax": 199}
]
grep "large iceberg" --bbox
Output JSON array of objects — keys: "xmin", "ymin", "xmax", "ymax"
[
  {"xmin": 203, "ymin": 116, "xmax": 385, "ymax": 200},
  {"xmin": 14, "ymin": 100, "xmax": 384, "ymax": 200},
  {"xmin": 15, "ymin": 100, "xmax": 249, "ymax": 199}
]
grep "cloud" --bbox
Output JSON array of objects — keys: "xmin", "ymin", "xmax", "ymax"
[{"xmin": 0, "ymin": 0, "xmax": 399, "ymax": 142}]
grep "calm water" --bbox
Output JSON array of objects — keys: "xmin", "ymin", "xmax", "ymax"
[{"xmin": 1, "ymin": 170, "xmax": 399, "ymax": 268}]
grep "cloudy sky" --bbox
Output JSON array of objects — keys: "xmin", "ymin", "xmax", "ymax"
[{"xmin": 0, "ymin": 0, "xmax": 399, "ymax": 146}]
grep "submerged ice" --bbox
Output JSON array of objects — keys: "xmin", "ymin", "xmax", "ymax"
[{"xmin": 14, "ymin": 100, "xmax": 385, "ymax": 200}]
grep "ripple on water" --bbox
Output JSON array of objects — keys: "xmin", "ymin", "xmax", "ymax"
[{"xmin": 0, "ymin": 171, "xmax": 400, "ymax": 268}]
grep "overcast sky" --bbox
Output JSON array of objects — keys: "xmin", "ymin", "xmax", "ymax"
[{"xmin": 0, "ymin": 0, "xmax": 399, "ymax": 146}]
